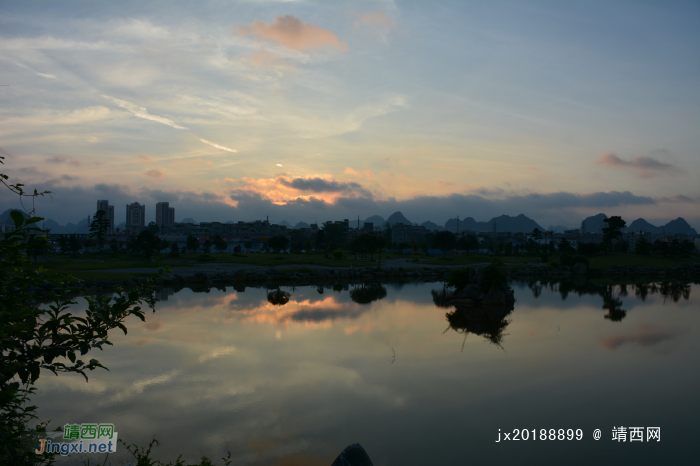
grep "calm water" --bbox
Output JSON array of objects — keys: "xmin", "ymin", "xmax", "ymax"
[{"xmin": 35, "ymin": 280, "xmax": 698, "ymax": 465}]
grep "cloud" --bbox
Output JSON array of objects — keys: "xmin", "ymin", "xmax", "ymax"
[
  {"xmin": 234, "ymin": 15, "xmax": 348, "ymax": 51},
  {"xmin": 278, "ymin": 177, "xmax": 369, "ymax": 195},
  {"xmin": 145, "ymin": 169, "xmax": 165, "ymax": 179},
  {"xmin": 36, "ymin": 72, "xmax": 57, "ymax": 79},
  {"xmin": 247, "ymin": 49, "xmax": 295, "ymax": 69},
  {"xmin": 0, "ymin": 147, "xmax": 15, "ymax": 160},
  {"xmin": 136, "ymin": 154, "xmax": 153, "ymax": 162},
  {"xmin": 199, "ymin": 139, "xmax": 237, "ymax": 153},
  {"xmin": 596, "ymin": 152, "xmax": 676, "ymax": 177},
  {"xmin": 354, "ymin": 10, "xmax": 396, "ymax": 29},
  {"xmin": 45, "ymin": 155, "xmax": 81, "ymax": 167},
  {"xmin": 102, "ymin": 95, "xmax": 188, "ymax": 130},
  {"xmin": 198, "ymin": 346, "xmax": 236, "ymax": 363},
  {"xmin": 599, "ymin": 325, "xmax": 679, "ymax": 351}
]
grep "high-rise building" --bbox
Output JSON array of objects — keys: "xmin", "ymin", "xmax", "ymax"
[
  {"xmin": 156, "ymin": 202, "xmax": 175, "ymax": 227},
  {"xmin": 126, "ymin": 202, "xmax": 146, "ymax": 229},
  {"xmin": 96, "ymin": 200, "xmax": 115, "ymax": 233}
]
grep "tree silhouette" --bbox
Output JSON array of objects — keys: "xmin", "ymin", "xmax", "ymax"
[
  {"xmin": 186, "ymin": 234, "xmax": 199, "ymax": 253},
  {"xmin": 89, "ymin": 209, "xmax": 109, "ymax": 251},
  {"xmin": 268, "ymin": 235, "xmax": 289, "ymax": 253},
  {"xmin": 602, "ymin": 216, "xmax": 626, "ymax": 254},
  {"xmin": 433, "ymin": 230, "xmax": 456, "ymax": 255},
  {"xmin": 213, "ymin": 235, "xmax": 227, "ymax": 253}
]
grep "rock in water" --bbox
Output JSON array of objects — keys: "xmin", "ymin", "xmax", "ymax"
[{"xmin": 330, "ymin": 443, "xmax": 374, "ymax": 466}]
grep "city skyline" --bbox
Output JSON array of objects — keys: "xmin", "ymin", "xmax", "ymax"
[{"xmin": 0, "ymin": 1, "xmax": 698, "ymax": 229}]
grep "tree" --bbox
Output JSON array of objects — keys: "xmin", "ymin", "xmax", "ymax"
[
  {"xmin": 635, "ymin": 237, "xmax": 651, "ymax": 255},
  {"xmin": 233, "ymin": 244, "xmax": 242, "ymax": 254},
  {"xmin": 458, "ymin": 234, "xmax": 479, "ymax": 251},
  {"xmin": 213, "ymin": 235, "xmax": 227, "ymax": 253},
  {"xmin": 433, "ymin": 230, "xmax": 457, "ymax": 255},
  {"xmin": 268, "ymin": 235, "xmax": 289, "ymax": 253},
  {"xmin": 89, "ymin": 209, "xmax": 109, "ymax": 250},
  {"xmin": 110, "ymin": 238, "xmax": 119, "ymax": 254},
  {"xmin": 59, "ymin": 236, "xmax": 69, "ymax": 255},
  {"xmin": 244, "ymin": 240, "xmax": 253, "ymax": 252},
  {"xmin": 130, "ymin": 230, "xmax": 160, "ymax": 257},
  {"xmin": 84, "ymin": 237, "xmax": 94, "ymax": 252},
  {"xmin": 147, "ymin": 221, "xmax": 160, "ymax": 234},
  {"xmin": 558, "ymin": 238, "xmax": 574, "ymax": 254},
  {"xmin": 531, "ymin": 228, "xmax": 542, "ymax": 242},
  {"xmin": 315, "ymin": 229, "xmax": 325, "ymax": 250},
  {"xmin": 186, "ymin": 234, "xmax": 199, "ymax": 253},
  {"xmin": 170, "ymin": 242, "xmax": 180, "ymax": 255},
  {"xmin": 0, "ymin": 159, "xmax": 167, "ymax": 465},
  {"xmin": 602, "ymin": 216, "xmax": 626, "ymax": 253},
  {"xmin": 202, "ymin": 239, "xmax": 213, "ymax": 254},
  {"xmin": 26, "ymin": 233, "xmax": 50, "ymax": 262},
  {"xmin": 69, "ymin": 234, "xmax": 81, "ymax": 254}
]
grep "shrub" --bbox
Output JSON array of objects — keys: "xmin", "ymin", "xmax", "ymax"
[
  {"xmin": 332, "ymin": 249, "xmax": 343, "ymax": 260},
  {"xmin": 447, "ymin": 268, "xmax": 471, "ymax": 289}
]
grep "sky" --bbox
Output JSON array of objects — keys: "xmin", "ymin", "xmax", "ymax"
[{"xmin": 0, "ymin": 0, "xmax": 698, "ymax": 229}]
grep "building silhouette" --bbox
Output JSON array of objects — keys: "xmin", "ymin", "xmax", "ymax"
[
  {"xmin": 96, "ymin": 200, "xmax": 115, "ymax": 233},
  {"xmin": 156, "ymin": 202, "xmax": 175, "ymax": 227},
  {"xmin": 126, "ymin": 202, "xmax": 146, "ymax": 230}
]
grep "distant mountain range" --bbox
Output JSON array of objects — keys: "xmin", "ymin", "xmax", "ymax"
[
  {"xmin": 3, "ymin": 208, "xmax": 697, "ymax": 236},
  {"xmin": 580, "ymin": 213, "xmax": 697, "ymax": 236}
]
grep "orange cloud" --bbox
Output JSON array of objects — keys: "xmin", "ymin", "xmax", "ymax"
[
  {"xmin": 229, "ymin": 175, "xmax": 373, "ymax": 205},
  {"xmin": 596, "ymin": 152, "xmax": 676, "ymax": 178},
  {"xmin": 136, "ymin": 154, "xmax": 153, "ymax": 162},
  {"xmin": 248, "ymin": 49, "xmax": 295, "ymax": 69},
  {"xmin": 234, "ymin": 15, "xmax": 348, "ymax": 52},
  {"xmin": 599, "ymin": 324, "xmax": 679, "ymax": 351},
  {"xmin": 354, "ymin": 10, "xmax": 396, "ymax": 29},
  {"xmin": 145, "ymin": 169, "xmax": 165, "ymax": 179},
  {"xmin": 344, "ymin": 167, "xmax": 375, "ymax": 179}
]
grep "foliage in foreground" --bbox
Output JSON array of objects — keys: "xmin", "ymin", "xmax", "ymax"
[{"xmin": 1, "ymin": 158, "xmax": 174, "ymax": 465}]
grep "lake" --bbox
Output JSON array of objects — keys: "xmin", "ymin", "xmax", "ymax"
[{"xmin": 35, "ymin": 279, "xmax": 698, "ymax": 465}]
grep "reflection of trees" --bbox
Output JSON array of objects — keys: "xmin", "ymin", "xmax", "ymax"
[
  {"xmin": 431, "ymin": 286, "xmax": 453, "ymax": 308},
  {"xmin": 267, "ymin": 289, "xmax": 290, "ymax": 306},
  {"xmin": 658, "ymin": 281, "xmax": 691, "ymax": 303},
  {"xmin": 602, "ymin": 285, "xmax": 626, "ymax": 322},
  {"xmin": 350, "ymin": 283, "xmax": 387, "ymax": 305},
  {"xmin": 444, "ymin": 304, "xmax": 514, "ymax": 350},
  {"xmin": 524, "ymin": 278, "xmax": 694, "ymax": 322}
]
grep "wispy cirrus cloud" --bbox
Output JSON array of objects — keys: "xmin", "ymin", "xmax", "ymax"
[
  {"xmin": 102, "ymin": 95, "xmax": 188, "ymax": 130},
  {"xmin": 234, "ymin": 15, "xmax": 348, "ymax": 52},
  {"xmin": 597, "ymin": 152, "xmax": 677, "ymax": 178},
  {"xmin": 199, "ymin": 139, "xmax": 237, "ymax": 153}
]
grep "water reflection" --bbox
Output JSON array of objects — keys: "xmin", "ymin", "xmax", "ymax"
[
  {"xmin": 444, "ymin": 305, "xmax": 513, "ymax": 350},
  {"xmin": 522, "ymin": 279, "xmax": 694, "ymax": 322},
  {"xmin": 34, "ymin": 280, "xmax": 699, "ymax": 466},
  {"xmin": 267, "ymin": 289, "xmax": 291, "ymax": 306},
  {"xmin": 349, "ymin": 283, "xmax": 388, "ymax": 305}
]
